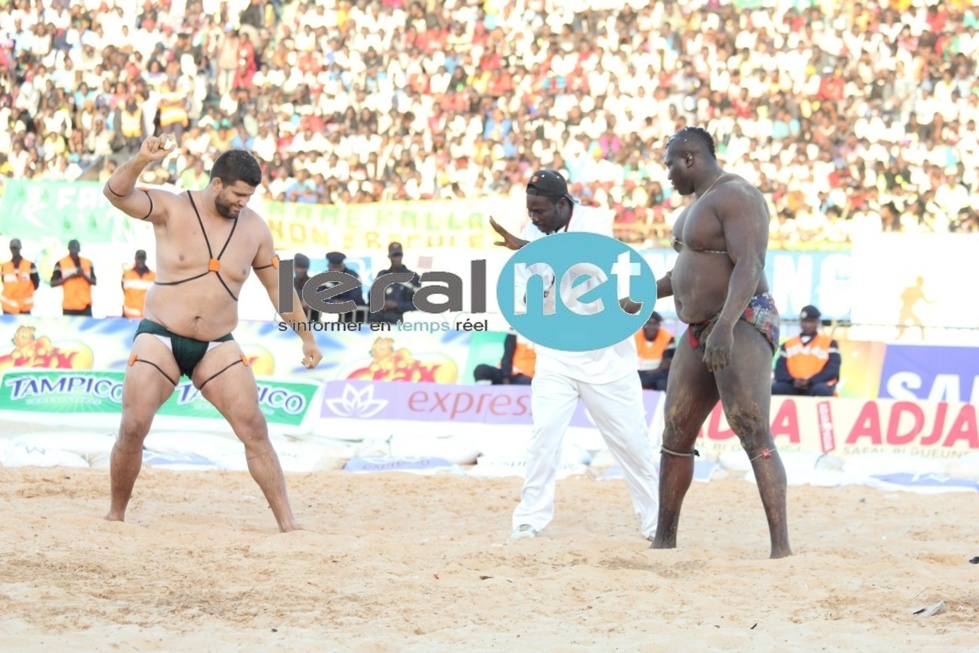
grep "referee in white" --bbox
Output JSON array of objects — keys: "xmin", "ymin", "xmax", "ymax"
[{"xmin": 490, "ymin": 169, "xmax": 660, "ymax": 541}]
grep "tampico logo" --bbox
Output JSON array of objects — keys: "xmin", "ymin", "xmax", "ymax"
[{"xmin": 496, "ymin": 233, "xmax": 657, "ymax": 352}]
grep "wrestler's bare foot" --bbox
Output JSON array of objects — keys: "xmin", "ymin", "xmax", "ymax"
[
  {"xmin": 770, "ymin": 544, "xmax": 792, "ymax": 559},
  {"xmin": 279, "ymin": 521, "xmax": 304, "ymax": 533},
  {"xmin": 104, "ymin": 512, "xmax": 125, "ymax": 523}
]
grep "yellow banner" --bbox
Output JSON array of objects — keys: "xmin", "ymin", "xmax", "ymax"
[{"xmin": 259, "ymin": 198, "xmax": 519, "ymax": 250}]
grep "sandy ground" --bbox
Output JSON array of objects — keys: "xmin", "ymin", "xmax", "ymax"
[{"xmin": 1, "ymin": 466, "xmax": 977, "ymax": 652}]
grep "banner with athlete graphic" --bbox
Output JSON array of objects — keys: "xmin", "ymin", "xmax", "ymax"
[{"xmin": 0, "ymin": 314, "xmax": 503, "ymax": 387}]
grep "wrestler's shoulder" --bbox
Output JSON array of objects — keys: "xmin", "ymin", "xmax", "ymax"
[
  {"xmin": 717, "ymin": 174, "xmax": 763, "ymax": 195},
  {"xmin": 240, "ymin": 205, "xmax": 273, "ymax": 232},
  {"xmin": 715, "ymin": 175, "xmax": 768, "ymax": 207}
]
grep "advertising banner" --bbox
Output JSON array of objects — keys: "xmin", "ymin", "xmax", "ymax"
[
  {"xmin": 317, "ymin": 379, "xmax": 662, "ymax": 427},
  {"xmin": 0, "ymin": 315, "xmax": 502, "ymax": 386},
  {"xmin": 0, "ymin": 369, "xmax": 320, "ymax": 428},
  {"xmin": 693, "ymin": 395, "xmax": 978, "ymax": 461},
  {"xmin": 0, "ymin": 179, "xmax": 154, "ymax": 245},
  {"xmin": 878, "ymin": 344, "xmax": 979, "ymax": 404},
  {"xmin": 850, "ymin": 233, "xmax": 979, "ymax": 333},
  {"xmin": 639, "ymin": 247, "xmax": 853, "ymax": 321}
]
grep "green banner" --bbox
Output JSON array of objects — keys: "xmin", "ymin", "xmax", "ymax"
[
  {"xmin": 0, "ymin": 179, "xmax": 145, "ymax": 244},
  {"xmin": 0, "ymin": 178, "xmax": 508, "ymax": 249},
  {"xmin": 0, "ymin": 369, "xmax": 319, "ymax": 427}
]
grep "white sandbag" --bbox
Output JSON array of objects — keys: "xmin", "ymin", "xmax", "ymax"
[
  {"xmin": 141, "ymin": 450, "xmax": 222, "ymax": 471},
  {"xmin": 565, "ymin": 426, "xmax": 608, "ymax": 454},
  {"xmin": 564, "ymin": 443, "xmax": 592, "ymax": 466},
  {"xmin": 209, "ymin": 451, "xmax": 248, "ymax": 472},
  {"xmin": 741, "ymin": 452, "xmax": 848, "ymax": 487},
  {"xmin": 342, "ymin": 455, "xmax": 460, "ymax": 475},
  {"xmin": 814, "ymin": 454, "xmax": 846, "ymax": 471},
  {"xmin": 1, "ymin": 444, "xmax": 90, "ymax": 468},
  {"xmin": 7, "ymin": 432, "xmax": 115, "ymax": 458},
  {"xmin": 587, "ymin": 449, "xmax": 619, "ymax": 469},
  {"xmin": 467, "ymin": 455, "xmax": 587, "ymax": 479},
  {"xmin": 272, "ymin": 440, "xmax": 338, "ymax": 473},
  {"xmin": 472, "ymin": 429, "xmax": 533, "ymax": 460},
  {"xmin": 862, "ymin": 473, "xmax": 979, "ymax": 494},
  {"xmin": 87, "ymin": 451, "xmax": 112, "ymax": 469},
  {"xmin": 946, "ymin": 452, "xmax": 979, "ymax": 480},
  {"xmin": 388, "ymin": 433, "xmax": 482, "ymax": 465},
  {"xmin": 745, "ymin": 465, "xmax": 851, "ymax": 487},
  {"xmin": 719, "ymin": 449, "xmax": 751, "ymax": 473},
  {"xmin": 843, "ymin": 453, "xmax": 948, "ymax": 478},
  {"xmin": 312, "ymin": 455, "xmax": 349, "ymax": 471},
  {"xmin": 143, "ymin": 431, "xmax": 243, "ymax": 461}
]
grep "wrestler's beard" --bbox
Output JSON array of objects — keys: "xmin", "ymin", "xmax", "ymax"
[{"xmin": 215, "ymin": 198, "xmax": 241, "ymax": 219}]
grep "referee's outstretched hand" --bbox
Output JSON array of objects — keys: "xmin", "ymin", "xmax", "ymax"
[{"xmin": 489, "ymin": 216, "xmax": 527, "ymax": 250}]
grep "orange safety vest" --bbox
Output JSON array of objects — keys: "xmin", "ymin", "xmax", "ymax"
[
  {"xmin": 512, "ymin": 340, "xmax": 536, "ymax": 377},
  {"xmin": 784, "ymin": 333, "xmax": 837, "ymax": 384},
  {"xmin": 635, "ymin": 327, "xmax": 672, "ymax": 371},
  {"xmin": 58, "ymin": 255, "xmax": 94, "ymax": 311},
  {"xmin": 1, "ymin": 258, "xmax": 35, "ymax": 314},
  {"xmin": 122, "ymin": 267, "xmax": 156, "ymax": 318}
]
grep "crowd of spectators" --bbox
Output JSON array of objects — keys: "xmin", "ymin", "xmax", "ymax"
[{"xmin": 1, "ymin": 0, "xmax": 978, "ymax": 249}]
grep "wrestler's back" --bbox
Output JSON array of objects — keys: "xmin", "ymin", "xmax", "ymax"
[
  {"xmin": 669, "ymin": 178, "xmax": 770, "ymax": 325},
  {"xmin": 143, "ymin": 196, "xmax": 263, "ymax": 341}
]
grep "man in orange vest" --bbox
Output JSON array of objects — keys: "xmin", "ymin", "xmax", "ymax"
[
  {"xmin": 121, "ymin": 249, "xmax": 156, "ymax": 318},
  {"xmin": 474, "ymin": 332, "xmax": 535, "ymax": 385},
  {"xmin": 772, "ymin": 305, "xmax": 840, "ymax": 396},
  {"xmin": 50, "ymin": 239, "xmax": 97, "ymax": 316},
  {"xmin": 634, "ymin": 312, "xmax": 675, "ymax": 391},
  {"xmin": 1, "ymin": 238, "xmax": 40, "ymax": 314}
]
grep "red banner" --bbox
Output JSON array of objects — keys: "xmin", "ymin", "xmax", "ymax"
[{"xmin": 696, "ymin": 396, "xmax": 979, "ymax": 460}]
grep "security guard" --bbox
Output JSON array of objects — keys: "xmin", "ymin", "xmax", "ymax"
[
  {"xmin": 1, "ymin": 238, "xmax": 40, "ymax": 314},
  {"xmin": 121, "ymin": 249, "xmax": 156, "ymax": 318},
  {"xmin": 772, "ymin": 305, "xmax": 841, "ymax": 396}
]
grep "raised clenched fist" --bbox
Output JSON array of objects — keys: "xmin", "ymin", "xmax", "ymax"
[{"xmin": 138, "ymin": 134, "xmax": 176, "ymax": 162}]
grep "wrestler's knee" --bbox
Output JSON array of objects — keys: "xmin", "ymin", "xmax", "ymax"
[
  {"xmin": 726, "ymin": 410, "xmax": 771, "ymax": 453},
  {"xmin": 661, "ymin": 415, "xmax": 691, "ymax": 448},
  {"xmin": 237, "ymin": 410, "xmax": 272, "ymax": 450},
  {"xmin": 117, "ymin": 412, "xmax": 151, "ymax": 449}
]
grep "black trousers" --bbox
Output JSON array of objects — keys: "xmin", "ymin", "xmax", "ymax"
[{"xmin": 474, "ymin": 364, "xmax": 533, "ymax": 385}]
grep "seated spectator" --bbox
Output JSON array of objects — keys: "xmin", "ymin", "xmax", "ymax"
[
  {"xmin": 634, "ymin": 312, "xmax": 675, "ymax": 391},
  {"xmin": 772, "ymin": 305, "xmax": 841, "ymax": 397},
  {"xmin": 474, "ymin": 333, "xmax": 536, "ymax": 385}
]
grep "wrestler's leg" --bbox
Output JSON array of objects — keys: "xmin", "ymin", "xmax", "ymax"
[
  {"xmin": 192, "ymin": 341, "xmax": 301, "ymax": 532},
  {"xmin": 106, "ymin": 333, "xmax": 179, "ymax": 522},
  {"xmin": 651, "ymin": 332, "xmax": 719, "ymax": 550},
  {"xmin": 715, "ymin": 321, "xmax": 792, "ymax": 559}
]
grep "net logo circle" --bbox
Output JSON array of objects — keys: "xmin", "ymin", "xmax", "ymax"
[{"xmin": 496, "ymin": 232, "xmax": 657, "ymax": 352}]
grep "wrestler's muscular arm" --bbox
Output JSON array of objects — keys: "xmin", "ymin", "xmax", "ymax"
[
  {"xmin": 102, "ymin": 135, "xmax": 179, "ymax": 224},
  {"xmin": 703, "ymin": 182, "xmax": 770, "ymax": 373},
  {"xmin": 252, "ymin": 221, "xmax": 324, "ymax": 370}
]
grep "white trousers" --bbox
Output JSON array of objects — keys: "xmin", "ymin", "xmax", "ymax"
[{"xmin": 512, "ymin": 370, "xmax": 660, "ymax": 538}]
